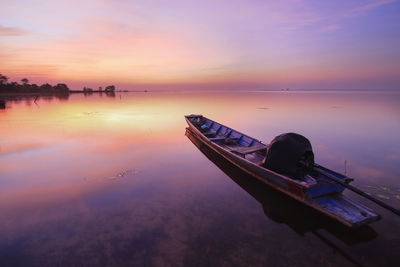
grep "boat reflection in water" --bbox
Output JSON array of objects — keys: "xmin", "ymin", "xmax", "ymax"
[{"xmin": 185, "ymin": 128, "xmax": 377, "ymax": 258}]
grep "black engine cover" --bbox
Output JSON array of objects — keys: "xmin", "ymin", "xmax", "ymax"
[{"xmin": 263, "ymin": 133, "xmax": 314, "ymax": 179}]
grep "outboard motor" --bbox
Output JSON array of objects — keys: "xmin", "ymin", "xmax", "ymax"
[{"xmin": 262, "ymin": 133, "xmax": 314, "ymax": 179}]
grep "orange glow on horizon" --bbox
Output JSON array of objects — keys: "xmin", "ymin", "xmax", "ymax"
[{"xmin": 1, "ymin": 1, "xmax": 399, "ymax": 90}]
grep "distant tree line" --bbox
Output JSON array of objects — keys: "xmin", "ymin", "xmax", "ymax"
[
  {"xmin": 81, "ymin": 85, "xmax": 115, "ymax": 93},
  {"xmin": 1, "ymin": 73, "xmax": 117, "ymax": 100},
  {"xmin": 0, "ymin": 74, "xmax": 69, "ymax": 95}
]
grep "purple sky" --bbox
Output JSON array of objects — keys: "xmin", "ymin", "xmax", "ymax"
[{"xmin": 1, "ymin": 0, "xmax": 399, "ymax": 90}]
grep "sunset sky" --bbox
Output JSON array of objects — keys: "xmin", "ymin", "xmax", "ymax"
[{"xmin": 1, "ymin": 0, "xmax": 399, "ymax": 90}]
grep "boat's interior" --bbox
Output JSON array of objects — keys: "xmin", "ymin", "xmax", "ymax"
[{"xmin": 187, "ymin": 115, "xmax": 268, "ymax": 165}]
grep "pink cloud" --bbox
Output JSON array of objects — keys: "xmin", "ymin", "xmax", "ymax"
[
  {"xmin": 320, "ymin": 24, "xmax": 342, "ymax": 32},
  {"xmin": 0, "ymin": 25, "xmax": 27, "ymax": 36},
  {"xmin": 359, "ymin": 0, "xmax": 398, "ymax": 12},
  {"xmin": 343, "ymin": 0, "xmax": 398, "ymax": 18}
]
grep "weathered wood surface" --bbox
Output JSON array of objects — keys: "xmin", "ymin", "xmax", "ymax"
[{"xmin": 230, "ymin": 145, "xmax": 267, "ymax": 156}]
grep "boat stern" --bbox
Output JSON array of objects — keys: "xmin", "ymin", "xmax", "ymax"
[{"xmin": 310, "ymin": 194, "xmax": 381, "ymax": 228}]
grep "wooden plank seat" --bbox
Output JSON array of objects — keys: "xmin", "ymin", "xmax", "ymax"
[
  {"xmin": 230, "ymin": 145, "xmax": 267, "ymax": 157},
  {"xmin": 204, "ymin": 133, "xmax": 216, "ymax": 137},
  {"xmin": 209, "ymin": 137, "xmax": 240, "ymax": 143},
  {"xmin": 209, "ymin": 137, "xmax": 227, "ymax": 142}
]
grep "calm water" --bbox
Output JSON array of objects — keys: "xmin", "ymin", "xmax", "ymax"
[{"xmin": 0, "ymin": 91, "xmax": 399, "ymax": 266}]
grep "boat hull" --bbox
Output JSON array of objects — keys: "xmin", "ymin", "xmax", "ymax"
[{"xmin": 185, "ymin": 115, "xmax": 381, "ymax": 228}]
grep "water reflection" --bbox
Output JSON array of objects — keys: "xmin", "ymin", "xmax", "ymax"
[
  {"xmin": 0, "ymin": 91, "xmax": 399, "ymax": 266},
  {"xmin": 0, "ymin": 91, "xmax": 117, "ymax": 110},
  {"xmin": 0, "ymin": 94, "xmax": 69, "ymax": 109}
]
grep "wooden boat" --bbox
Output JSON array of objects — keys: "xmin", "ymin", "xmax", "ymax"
[{"xmin": 185, "ymin": 114, "xmax": 381, "ymax": 228}]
